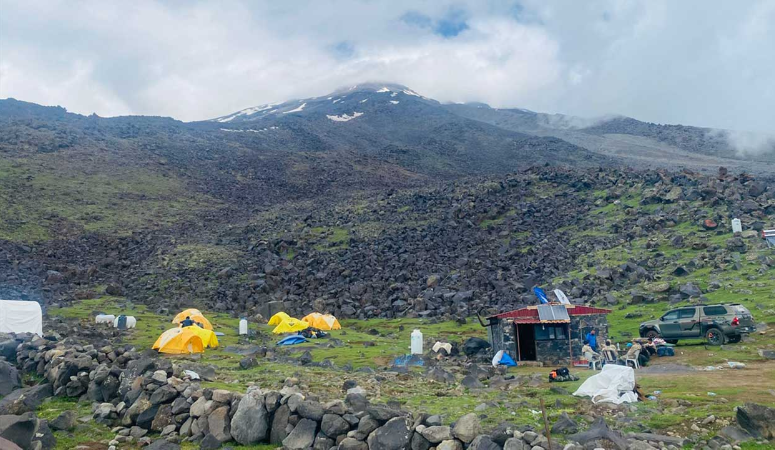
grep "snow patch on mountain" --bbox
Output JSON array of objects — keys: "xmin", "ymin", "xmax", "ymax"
[
  {"xmin": 216, "ymin": 104, "xmax": 275, "ymax": 122},
  {"xmin": 327, "ymin": 112, "xmax": 364, "ymax": 122},
  {"xmin": 283, "ymin": 102, "xmax": 307, "ymax": 114},
  {"xmin": 219, "ymin": 126, "xmax": 278, "ymax": 133},
  {"xmin": 390, "ymin": 101, "xmax": 399, "ymax": 105},
  {"xmin": 376, "ymin": 87, "xmax": 391, "ymax": 93}
]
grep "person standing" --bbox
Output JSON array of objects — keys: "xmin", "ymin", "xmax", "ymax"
[{"xmin": 585, "ymin": 329, "xmax": 598, "ymax": 351}]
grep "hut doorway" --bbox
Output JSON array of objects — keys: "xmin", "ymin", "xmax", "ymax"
[{"xmin": 514, "ymin": 323, "xmax": 537, "ymax": 361}]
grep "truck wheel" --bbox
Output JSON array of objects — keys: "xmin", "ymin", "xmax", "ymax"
[
  {"xmin": 644, "ymin": 329, "xmax": 660, "ymax": 339},
  {"xmin": 705, "ymin": 328, "xmax": 726, "ymax": 345},
  {"xmin": 727, "ymin": 335, "xmax": 741, "ymax": 343}
]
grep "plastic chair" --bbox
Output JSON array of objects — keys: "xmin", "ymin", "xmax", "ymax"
[
  {"xmin": 626, "ymin": 350, "xmax": 641, "ymax": 369},
  {"xmin": 585, "ymin": 352, "xmax": 602, "ymax": 370}
]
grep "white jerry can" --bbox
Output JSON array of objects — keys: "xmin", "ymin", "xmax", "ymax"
[
  {"xmin": 239, "ymin": 318, "xmax": 248, "ymax": 335},
  {"xmin": 732, "ymin": 218, "xmax": 742, "ymax": 234},
  {"xmin": 410, "ymin": 329, "xmax": 423, "ymax": 355}
]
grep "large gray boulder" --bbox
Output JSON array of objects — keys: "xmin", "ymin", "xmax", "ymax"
[
  {"xmin": 298, "ymin": 400, "xmax": 325, "ymax": 421},
  {"xmin": 0, "ymin": 413, "xmax": 37, "ymax": 449},
  {"xmin": 420, "ymin": 426, "xmax": 453, "ymax": 443},
  {"xmin": 437, "ymin": 439, "xmax": 463, "ymax": 450},
  {"xmin": 0, "ymin": 361, "xmax": 21, "ymax": 396},
  {"xmin": 502, "ymin": 437, "xmax": 529, "ymax": 450},
  {"xmin": 0, "ymin": 384, "xmax": 53, "ymax": 415},
  {"xmin": 49, "ymin": 410, "xmax": 77, "ymax": 431},
  {"xmin": 339, "ymin": 437, "xmax": 368, "ymax": 450},
  {"xmin": 270, "ymin": 404, "xmax": 290, "ymax": 445},
  {"xmin": 136, "ymin": 404, "xmax": 161, "ymax": 430},
  {"xmin": 149, "ymin": 384, "xmax": 178, "ymax": 405},
  {"xmin": 736, "ymin": 403, "xmax": 775, "ymax": 440},
  {"xmin": 468, "ymin": 435, "xmax": 500, "ymax": 450},
  {"xmin": 283, "ymin": 418, "xmax": 318, "ymax": 450},
  {"xmin": 321, "ymin": 413, "xmax": 350, "ymax": 438},
  {"xmin": 452, "ymin": 413, "xmax": 481, "ymax": 444},
  {"xmin": 207, "ymin": 406, "xmax": 232, "ymax": 443},
  {"xmin": 230, "ymin": 390, "xmax": 269, "ymax": 445},
  {"xmin": 366, "ymin": 417, "xmax": 411, "ymax": 450}
]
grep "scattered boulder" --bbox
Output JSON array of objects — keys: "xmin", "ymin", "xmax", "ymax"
[
  {"xmin": 49, "ymin": 410, "xmax": 77, "ymax": 431},
  {"xmin": 551, "ymin": 412, "xmax": 578, "ymax": 434},
  {"xmin": 0, "ymin": 361, "xmax": 21, "ymax": 396},
  {"xmin": 452, "ymin": 413, "xmax": 481, "ymax": 444},
  {"xmin": 736, "ymin": 403, "xmax": 775, "ymax": 440},
  {"xmin": 283, "ymin": 418, "xmax": 317, "ymax": 450},
  {"xmin": 463, "ymin": 338, "xmax": 491, "ymax": 357},
  {"xmin": 0, "ymin": 413, "xmax": 37, "ymax": 450},
  {"xmin": 367, "ymin": 417, "xmax": 412, "ymax": 450},
  {"xmin": 230, "ymin": 390, "xmax": 269, "ymax": 445}
]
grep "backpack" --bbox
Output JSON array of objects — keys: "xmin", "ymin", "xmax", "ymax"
[
  {"xmin": 657, "ymin": 346, "xmax": 674, "ymax": 357},
  {"xmin": 556, "ymin": 367, "xmax": 570, "ymax": 377}
]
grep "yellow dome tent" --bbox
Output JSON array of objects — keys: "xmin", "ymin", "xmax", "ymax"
[
  {"xmin": 172, "ymin": 308, "xmax": 213, "ymax": 331},
  {"xmin": 183, "ymin": 325, "xmax": 219, "ymax": 348},
  {"xmin": 301, "ymin": 313, "xmax": 342, "ymax": 330},
  {"xmin": 267, "ymin": 312, "xmax": 291, "ymax": 326},
  {"xmin": 272, "ymin": 318, "xmax": 309, "ymax": 334},
  {"xmin": 152, "ymin": 328, "xmax": 204, "ymax": 354}
]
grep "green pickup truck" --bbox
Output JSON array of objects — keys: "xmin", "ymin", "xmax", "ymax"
[{"xmin": 639, "ymin": 304, "xmax": 756, "ymax": 345}]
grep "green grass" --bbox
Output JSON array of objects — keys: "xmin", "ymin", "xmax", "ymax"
[
  {"xmin": 167, "ymin": 244, "xmax": 242, "ymax": 270},
  {"xmin": 37, "ymin": 397, "xmax": 116, "ymax": 450},
  {"xmin": 0, "ymin": 157, "xmax": 216, "ymax": 242},
  {"xmin": 309, "ymin": 226, "xmax": 350, "ymax": 251}
]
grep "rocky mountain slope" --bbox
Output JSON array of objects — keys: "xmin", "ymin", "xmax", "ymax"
[
  {"xmin": 1, "ymin": 88, "xmax": 774, "ymax": 326},
  {"xmin": 445, "ymin": 103, "xmax": 775, "ymax": 173}
]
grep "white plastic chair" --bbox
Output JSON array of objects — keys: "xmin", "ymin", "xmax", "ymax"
[
  {"xmin": 585, "ymin": 352, "xmax": 602, "ymax": 370},
  {"xmin": 626, "ymin": 350, "xmax": 640, "ymax": 369}
]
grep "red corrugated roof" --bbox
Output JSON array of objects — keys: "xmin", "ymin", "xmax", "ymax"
[
  {"xmin": 489, "ymin": 304, "xmax": 611, "ymax": 320},
  {"xmin": 512, "ymin": 318, "xmax": 569, "ymax": 324}
]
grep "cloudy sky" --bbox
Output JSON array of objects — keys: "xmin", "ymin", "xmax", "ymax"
[{"xmin": 1, "ymin": 0, "xmax": 774, "ymax": 132}]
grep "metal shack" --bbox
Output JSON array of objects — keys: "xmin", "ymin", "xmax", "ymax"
[{"xmin": 486, "ymin": 304, "xmax": 611, "ymax": 366}]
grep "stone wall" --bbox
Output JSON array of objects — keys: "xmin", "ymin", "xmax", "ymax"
[{"xmin": 4, "ymin": 334, "xmax": 564, "ymax": 450}]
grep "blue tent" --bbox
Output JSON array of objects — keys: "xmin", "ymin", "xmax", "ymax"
[
  {"xmin": 533, "ymin": 286, "xmax": 549, "ymax": 304},
  {"xmin": 492, "ymin": 350, "xmax": 517, "ymax": 367},
  {"xmin": 277, "ymin": 335, "xmax": 308, "ymax": 346}
]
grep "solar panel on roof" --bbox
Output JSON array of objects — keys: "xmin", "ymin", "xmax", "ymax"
[{"xmin": 537, "ymin": 304, "xmax": 570, "ymax": 322}]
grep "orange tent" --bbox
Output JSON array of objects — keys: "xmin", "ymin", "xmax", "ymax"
[
  {"xmin": 172, "ymin": 308, "xmax": 213, "ymax": 330},
  {"xmin": 152, "ymin": 328, "xmax": 204, "ymax": 354}
]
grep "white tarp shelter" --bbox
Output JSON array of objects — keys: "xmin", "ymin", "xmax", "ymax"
[
  {"xmin": 573, "ymin": 364, "xmax": 638, "ymax": 404},
  {"xmin": 0, "ymin": 300, "xmax": 43, "ymax": 336}
]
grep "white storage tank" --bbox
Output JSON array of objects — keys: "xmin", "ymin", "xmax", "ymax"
[
  {"xmin": 239, "ymin": 318, "xmax": 248, "ymax": 335},
  {"xmin": 410, "ymin": 329, "xmax": 423, "ymax": 355},
  {"xmin": 95, "ymin": 314, "xmax": 115, "ymax": 324}
]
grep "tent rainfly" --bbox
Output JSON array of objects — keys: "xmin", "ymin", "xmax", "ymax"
[
  {"xmin": 0, "ymin": 300, "xmax": 43, "ymax": 336},
  {"xmin": 301, "ymin": 312, "xmax": 342, "ymax": 330},
  {"xmin": 153, "ymin": 328, "xmax": 204, "ymax": 354},
  {"xmin": 267, "ymin": 312, "xmax": 291, "ymax": 326},
  {"xmin": 172, "ymin": 308, "xmax": 213, "ymax": 330},
  {"xmin": 272, "ymin": 318, "xmax": 309, "ymax": 334},
  {"xmin": 183, "ymin": 325, "xmax": 219, "ymax": 348}
]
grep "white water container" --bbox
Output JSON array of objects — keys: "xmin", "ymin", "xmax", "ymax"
[
  {"xmin": 732, "ymin": 218, "xmax": 742, "ymax": 234},
  {"xmin": 410, "ymin": 329, "xmax": 423, "ymax": 355},
  {"xmin": 95, "ymin": 314, "xmax": 115, "ymax": 324},
  {"xmin": 239, "ymin": 318, "xmax": 248, "ymax": 335}
]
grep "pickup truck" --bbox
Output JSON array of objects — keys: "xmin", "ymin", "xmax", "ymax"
[{"xmin": 639, "ymin": 303, "xmax": 756, "ymax": 345}]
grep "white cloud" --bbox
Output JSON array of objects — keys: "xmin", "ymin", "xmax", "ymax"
[{"xmin": 0, "ymin": 0, "xmax": 773, "ymax": 133}]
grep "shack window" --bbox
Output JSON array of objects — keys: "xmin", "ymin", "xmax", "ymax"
[{"xmin": 534, "ymin": 324, "xmax": 567, "ymax": 340}]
